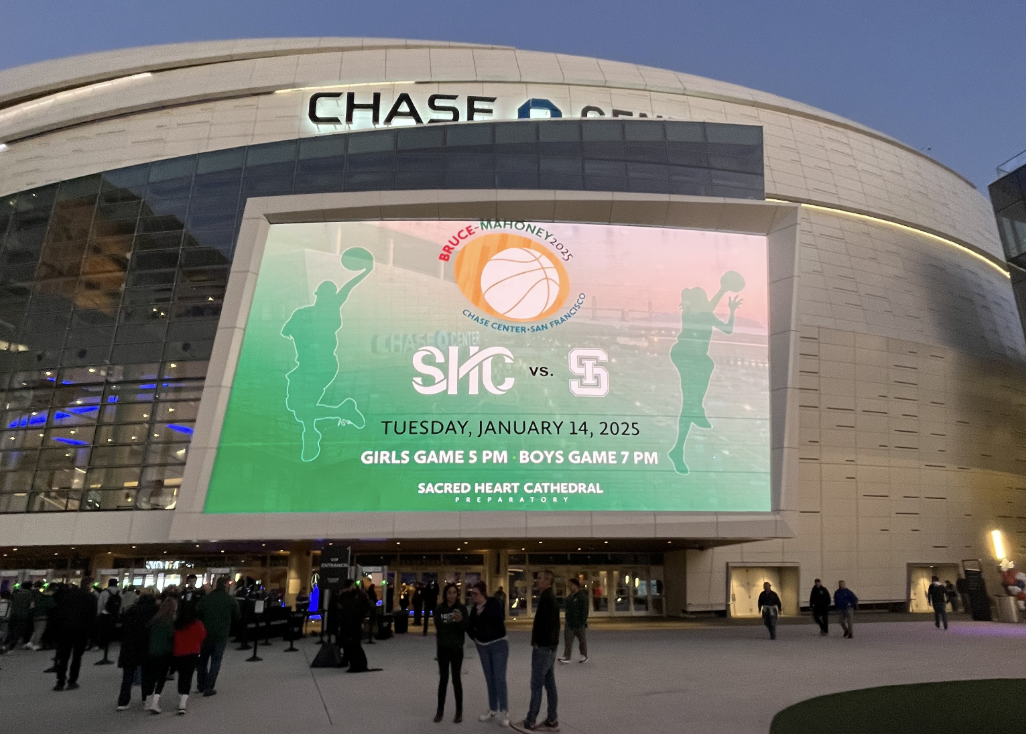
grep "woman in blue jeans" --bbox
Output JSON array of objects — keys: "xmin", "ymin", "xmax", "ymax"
[{"xmin": 468, "ymin": 581, "xmax": 509, "ymax": 727}]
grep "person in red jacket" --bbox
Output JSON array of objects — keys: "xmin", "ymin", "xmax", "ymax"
[{"xmin": 171, "ymin": 606, "xmax": 206, "ymax": 715}]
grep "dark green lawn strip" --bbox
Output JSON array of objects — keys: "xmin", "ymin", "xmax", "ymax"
[{"xmin": 771, "ymin": 679, "xmax": 1026, "ymax": 734}]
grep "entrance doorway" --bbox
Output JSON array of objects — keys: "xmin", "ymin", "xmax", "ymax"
[
  {"xmin": 908, "ymin": 564, "xmax": 960, "ymax": 612},
  {"xmin": 728, "ymin": 565, "xmax": 799, "ymax": 618},
  {"xmin": 391, "ymin": 565, "xmax": 486, "ymax": 615}
]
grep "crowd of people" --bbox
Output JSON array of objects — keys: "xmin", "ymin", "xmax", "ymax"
[
  {"xmin": 1, "ymin": 568, "xmax": 976, "ymax": 729},
  {"xmin": 0, "ymin": 573, "xmax": 240, "ymax": 715}
]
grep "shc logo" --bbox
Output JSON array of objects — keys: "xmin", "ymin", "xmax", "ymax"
[
  {"xmin": 412, "ymin": 346, "xmax": 515, "ymax": 395},
  {"xmin": 454, "ymin": 233, "xmax": 570, "ymax": 322}
]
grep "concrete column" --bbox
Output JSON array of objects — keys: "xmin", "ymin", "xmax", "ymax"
[
  {"xmin": 664, "ymin": 550, "xmax": 687, "ymax": 617},
  {"xmin": 285, "ymin": 543, "xmax": 313, "ymax": 608}
]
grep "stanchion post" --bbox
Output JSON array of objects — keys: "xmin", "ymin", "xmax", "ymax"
[
  {"xmin": 285, "ymin": 613, "xmax": 299, "ymax": 652},
  {"xmin": 245, "ymin": 622, "xmax": 262, "ymax": 662}
]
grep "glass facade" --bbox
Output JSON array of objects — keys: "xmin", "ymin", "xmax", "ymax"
[
  {"xmin": 990, "ymin": 166, "xmax": 1026, "ymax": 266},
  {"xmin": 0, "ymin": 118, "xmax": 764, "ymax": 514},
  {"xmin": 989, "ymin": 167, "xmax": 1026, "ymax": 337}
]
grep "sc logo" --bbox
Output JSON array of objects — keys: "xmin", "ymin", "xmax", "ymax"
[{"xmin": 568, "ymin": 348, "xmax": 609, "ymax": 398}]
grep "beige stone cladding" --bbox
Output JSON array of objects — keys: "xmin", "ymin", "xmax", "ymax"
[
  {"xmin": 0, "ymin": 43, "xmax": 1000, "ymax": 257},
  {"xmin": 684, "ymin": 207, "xmax": 1026, "ymax": 610}
]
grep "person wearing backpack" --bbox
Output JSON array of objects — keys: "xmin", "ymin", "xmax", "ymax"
[{"xmin": 96, "ymin": 579, "xmax": 122, "ymax": 654}]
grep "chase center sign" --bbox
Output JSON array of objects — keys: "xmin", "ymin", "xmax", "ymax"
[{"xmin": 305, "ymin": 87, "xmax": 662, "ymax": 131}]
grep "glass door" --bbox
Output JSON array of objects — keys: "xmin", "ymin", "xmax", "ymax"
[
  {"xmin": 508, "ymin": 567, "xmax": 527, "ymax": 618},
  {"xmin": 613, "ymin": 571, "xmax": 630, "ymax": 614},
  {"xmin": 589, "ymin": 570, "xmax": 609, "ymax": 614},
  {"xmin": 630, "ymin": 569, "xmax": 649, "ymax": 613}
]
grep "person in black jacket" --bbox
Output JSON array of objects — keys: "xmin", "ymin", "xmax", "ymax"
[
  {"xmin": 433, "ymin": 583, "xmax": 468, "ymax": 723},
  {"xmin": 53, "ymin": 577, "xmax": 97, "ymax": 691},
  {"xmin": 757, "ymin": 582, "xmax": 782, "ymax": 640},
  {"xmin": 809, "ymin": 579, "xmax": 831, "ymax": 636},
  {"xmin": 520, "ymin": 569, "xmax": 560, "ymax": 731},
  {"xmin": 422, "ymin": 581, "xmax": 439, "ymax": 636},
  {"xmin": 116, "ymin": 590, "xmax": 158, "ymax": 710},
  {"xmin": 412, "ymin": 582, "xmax": 424, "ymax": 625},
  {"xmin": 336, "ymin": 579, "xmax": 371, "ymax": 672},
  {"xmin": 926, "ymin": 576, "xmax": 948, "ymax": 630},
  {"xmin": 468, "ymin": 581, "xmax": 509, "ymax": 726}
]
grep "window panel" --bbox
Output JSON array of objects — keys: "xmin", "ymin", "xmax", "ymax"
[
  {"xmin": 150, "ymin": 421, "xmax": 195, "ymax": 442},
  {"xmin": 0, "ymin": 449, "xmax": 37, "ymax": 471},
  {"xmin": 134, "ymin": 231, "xmax": 184, "ymax": 251},
  {"xmin": 90, "ymin": 444, "xmax": 146, "ymax": 466},
  {"xmin": 163, "ymin": 340, "xmax": 213, "ymax": 365},
  {"xmin": 145, "ymin": 442, "xmax": 189, "ymax": 465},
  {"xmin": 136, "ymin": 482, "xmax": 178, "ymax": 510},
  {"xmin": 0, "ymin": 492, "xmax": 29, "ymax": 512},
  {"xmin": 104, "ymin": 381, "xmax": 157, "ymax": 404},
  {"xmin": 82, "ymin": 487, "xmax": 137, "ymax": 510},
  {"xmin": 161, "ymin": 361, "xmax": 207, "ymax": 379},
  {"xmin": 33, "ymin": 469, "xmax": 85, "ymax": 491},
  {"xmin": 84, "ymin": 466, "xmax": 140, "ymax": 489},
  {"xmin": 95, "ymin": 422, "xmax": 150, "ymax": 443},
  {"xmin": 28, "ymin": 490, "xmax": 79, "ymax": 512},
  {"xmin": 155, "ymin": 380, "xmax": 203, "ymax": 400},
  {"xmin": 37, "ymin": 445, "xmax": 90, "ymax": 470}
]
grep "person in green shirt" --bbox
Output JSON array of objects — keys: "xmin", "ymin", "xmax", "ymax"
[
  {"xmin": 559, "ymin": 577, "xmax": 589, "ymax": 664},
  {"xmin": 195, "ymin": 577, "xmax": 241, "ymax": 696}
]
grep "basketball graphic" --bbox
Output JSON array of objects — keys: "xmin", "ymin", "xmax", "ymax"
[
  {"xmin": 453, "ymin": 232, "xmax": 571, "ymax": 322},
  {"xmin": 480, "ymin": 248, "xmax": 561, "ymax": 320}
]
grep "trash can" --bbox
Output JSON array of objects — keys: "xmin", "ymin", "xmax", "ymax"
[
  {"xmin": 375, "ymin": 613, "xmax": 394, "ymax": 640},
  {"xmin": 995, "ymin": 595, "xmax": 1020, "ymax": 623}
]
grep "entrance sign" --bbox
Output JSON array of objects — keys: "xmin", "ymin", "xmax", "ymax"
[{"xmin": 203, "ymin": 220, "xmax": 771, "ymax": 513}]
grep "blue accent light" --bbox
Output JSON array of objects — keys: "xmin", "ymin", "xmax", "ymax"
[
  {"xmin": 52, "ymin": 437, "xmax": 89, "ymax": 446},
  {"xmin": 166, "ymin": 424, "xmax": 195, "ymax": 435}
]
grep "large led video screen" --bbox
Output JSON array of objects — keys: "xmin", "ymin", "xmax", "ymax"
[{"xmin": 202, "ymin": 220, "xmax": 770, "ymax": 513}]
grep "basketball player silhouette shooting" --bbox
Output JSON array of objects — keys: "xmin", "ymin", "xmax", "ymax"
[
  {"xmin": 281, "ymin": 247, "xmax": 373, "ymax": 462},
  {"xmin": 668, "ymin": 270, "xmax": 744, "ymax": 475}
]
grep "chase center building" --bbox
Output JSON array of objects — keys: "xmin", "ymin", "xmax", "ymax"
[{"xmin": 0, "ymin": 38, "xmax": 1022, "ymax": 618}]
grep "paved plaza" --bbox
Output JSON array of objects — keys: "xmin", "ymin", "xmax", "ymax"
[{"xmin": 1, "ymin": 616, "xmax": 1023, "ymax": 734}]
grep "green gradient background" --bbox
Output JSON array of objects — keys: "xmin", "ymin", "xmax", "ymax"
[{"xmin": 203, "ymin": 221, "xmax": 771, "ymax": 513}]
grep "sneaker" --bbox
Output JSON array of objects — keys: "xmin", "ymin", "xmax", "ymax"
[
  {"xmin": 579, "ymin": 657, "xmax": 588, "ymax": 664},
  {"xmin": 202, "ymin": 689, "xmax": 217, "ymax": 697},
  {"xmin": 479, "ymin": 711, "xmax": 498, "ymax": 722},
  {"xmin": 116, "ymin": 705, "xmax": 130, "ymax": 711},
  {"xmin": 499, "ymin": 711, "xmax": 510, "ymax": 728},
  {"xmin": 177, "ymin": 693, "xmax": 188, "ymax": 715},
  {"xmin": 149, "ymin": 694, "xmax": 162, "ymax": 715},
  {"xmin": 66, "ymin": 682, "xmax": 79, "ymax": 691},
  {"xmin": 516, "ymin": 720, "xmax": 539, "ymax": 732},
  {"xmin": 53, "ymin": 683, "xmax": 65, "ymax": 692},
  {"xmin": 557, "ymin": 657, "xmax": 571, "ymax": 664},
  {"xmin": 539, "ymin": 722, "xmax": 560, "ymax": 732}
]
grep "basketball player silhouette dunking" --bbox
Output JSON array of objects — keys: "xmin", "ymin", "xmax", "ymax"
[
  {"xmin": 668, "ymin": 270, "xmax": 744, "ymax": 475},
  {"xmin": 281, "ymin": 247, "xmax": 373, "ymax": 462}
]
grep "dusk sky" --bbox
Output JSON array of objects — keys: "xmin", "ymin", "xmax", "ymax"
[{"xmin": 1, "ymin": 1, "xmax": 1022, "ymax": 192}]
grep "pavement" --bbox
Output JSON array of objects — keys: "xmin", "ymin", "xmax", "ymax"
[{"xmin": 1, "ymin": 615, "xmax": 1023, "ymax": 734}]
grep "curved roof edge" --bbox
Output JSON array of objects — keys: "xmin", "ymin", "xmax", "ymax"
[
  {"xmin": 0, "ymin": 37, "xmax": 512, "ymax": 108},
  {"xmin": 0, "ymin": 38, "xmax": 976, "ymax": 191}
]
